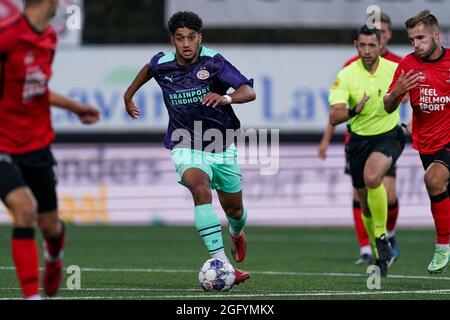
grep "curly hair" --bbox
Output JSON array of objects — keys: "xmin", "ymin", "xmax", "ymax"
[{"xmin": 168, "ymin": 11, "xmax": 203, "ymax": 34}]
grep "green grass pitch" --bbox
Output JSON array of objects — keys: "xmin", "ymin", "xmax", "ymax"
[{"xmin": 0, "ymin": 225, "xmax": 449, "ymax": 300}]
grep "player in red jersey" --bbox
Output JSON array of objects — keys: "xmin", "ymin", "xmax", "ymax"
[
  {"xmin": 385, "ymin": 10, "xmax": 450, "ymax": 274},
  {"xmin": 318, "ymin": 12, "xmax": 402, "ymax": 265},
  {"xmin": 0, "ymin": 0, "xmax": 100, "ymax": 299}
]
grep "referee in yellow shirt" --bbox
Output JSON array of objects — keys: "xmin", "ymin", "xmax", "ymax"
[{"xmin": 329, "ymin": 25, "xmax": 405, "ymax": 276}]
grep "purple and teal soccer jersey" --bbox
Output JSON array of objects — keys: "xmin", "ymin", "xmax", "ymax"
[{"xmin": 149, "ymin": 46, "xmax": 253, "ymax": 151}]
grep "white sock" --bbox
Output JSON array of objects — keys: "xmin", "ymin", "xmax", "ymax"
[
  {"xmin": 25, "ymin": 294, "xmax": 42, "ymax": 300},
  {"xmin": 360, "ymin": 245, "xmax": 372, "ymax": 256},
  {"xmin": 211, "ymin": 249, "xmax": 230, "ymax": 263},
  {"xmin": 229, "ymin": 225, "xmax": 242, "ymax": 238},
  {"xmin": 436, "ymin": 243, "xmax": 450, "ymax": 250},
  {"xmin": 387, "ymin": 230, "xmax": 396, "ymax": 238}
]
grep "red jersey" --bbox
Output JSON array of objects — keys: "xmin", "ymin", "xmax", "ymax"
[
  {"xmin": 0, "ymin": 15, "xmax": 57, "ymax": 154},
  {"xmin": 387, "ymin": 48, "xmax": 450, "ymax": 154},
  {"xmin": 343, "ymin": 50, "xmax": 403, "ymax": 67},
  {"xmin": 0, "ymin": 0, "xmax": 20, "ymax": 24}
]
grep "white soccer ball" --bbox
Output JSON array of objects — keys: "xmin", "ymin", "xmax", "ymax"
[{"xmin": 198, "ymin": 258, "xmax": 236, "ymax": 292}]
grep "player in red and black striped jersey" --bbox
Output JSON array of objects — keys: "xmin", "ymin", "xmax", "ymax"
[
  {"xmin": 385, "ymin": 10, "xmax": 450, "ymax": 274},
  {"xmin": 318, "ymin": 12, "xmax": 402, "ymax": 265},
  {"xmin": 0, "ymin": 0, "xmax": 100, "ymax": 299}
]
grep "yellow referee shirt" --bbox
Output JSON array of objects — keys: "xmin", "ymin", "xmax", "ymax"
[{"xmin": 329, "ymin": 57, "xmax": 399, "ymax": 136}]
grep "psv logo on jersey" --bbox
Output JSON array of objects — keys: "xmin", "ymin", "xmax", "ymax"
[{"xmin": 197, "ymin": 68, "xmax": 210, "ymax": 80}]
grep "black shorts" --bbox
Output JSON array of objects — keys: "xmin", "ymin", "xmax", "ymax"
[
  {"xmin": 344, "ymin": 150, "xmax": 397, "ymax": 177},
  {"xmin": 346, "ymin": 125, "xmax": 405, "ymax": 189},
  {"xmin": 419, "ymin": 143, "xmax": 450, "ymax": 172},
  {"xmin": 0, "ymin": 146, "xmax": 58, "ymax": 213}
]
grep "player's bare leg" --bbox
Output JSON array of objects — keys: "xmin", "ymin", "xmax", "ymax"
[
  {"xmin": 217, "ymin": 190, "xmax": 247, "ymax": 263},
  {"xmin": 38, "ymin": 211, "xmax": 65, "ymax": 297},
  {"xmin": 183, "ymin": 168, "xmax": 213, "ymax": 205},
  {"xmin": 424, "ymin": 162, "xmax": 450, "ymax": 274},
  {"xmin": 5, "ymin": 187, "xmax": 40, "ymax": 299}
]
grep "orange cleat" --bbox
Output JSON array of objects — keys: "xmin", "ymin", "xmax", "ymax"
[
  {"xmin": 230, "ymin": 232, "xmax": 247, "ymax": 263},
  {"xmin": 234, "ymin": 268, "xmax": 250, "ymax": 285}
]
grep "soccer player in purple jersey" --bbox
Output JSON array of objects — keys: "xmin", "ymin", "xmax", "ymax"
[{"xmin": 124, "ymin": 11, "xmax": 255, "ymax": 285}]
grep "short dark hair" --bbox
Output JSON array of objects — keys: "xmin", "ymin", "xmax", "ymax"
[
  {"xmin": 23, "ymin": 0, "xmax": 42, "ymax": 6},
  {"xmin": 405, "ymin": 10, "xmax": 439, "ymax": 29},
  {"xmin": 168, "ymin": 11, "xmax": 203, "ymax": 34},
  {"xmin": 356, "ymin": 25, "xmax": 381, "ymax": 42}
]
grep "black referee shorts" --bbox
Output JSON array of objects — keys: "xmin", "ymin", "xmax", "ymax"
[
  {"xmin": 344, "ymin": 149, "xmax": 397, "ymax": 177},
  {"xmin": 0, "ymin": 146, "xmax": 58, "ymax": 213},
  {"xmin": 346, "ymin": 125, "xmax": 405, "ymax": 189}
]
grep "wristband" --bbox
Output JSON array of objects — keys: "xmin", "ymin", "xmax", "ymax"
[
  {"xmin": 348, "ymin": 108, "xmax": 358, "ymax": 118},
  {"xmin": 223, "ymin": 94, "xmax": 232, "ymax": 104}
]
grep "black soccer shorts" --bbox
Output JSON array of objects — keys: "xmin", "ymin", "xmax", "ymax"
[
  {"xmin": 419, "ymin": 143, "xmax": 450, "ymax": 194},
  {"xmin": 346, "ymin": 125, "xmax": 405, "ymax": 189},
  {"xmin": 419, "ymin": 142, "xmax": 450, "ymax": 172},
  {"xmin": 344, "ymin": 149, "xmax": 397, "ymax": 177},
  {"xmin": 0, "ymin": 146, "xmax": 58, "ymax": 213}
]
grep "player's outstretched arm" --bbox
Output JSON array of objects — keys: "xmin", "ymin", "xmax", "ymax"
[
  {"xmin": 50, "ymin": 91, "xmax": 100, "ymax": 124},
  {"xmin": 384, "ymin": 70, "xmax": 419, "ymax": 114},
  {"xmin": 124, "ymin": 64, "xmax": 153, "ymax": 120},
  {"xmin": 227, "ymin": 84, "xmax": 256, "ymax": 104},
  {"xmin": 318, "ymin": 124, "xmax": 335, "ymax": 160},
  {"xmin": 329, "ymin": 104, "xmax": 349, "ymax": 126},
  {"xmin": 202, "ymin": 84, "xmax": 256, "ymax": 108}
]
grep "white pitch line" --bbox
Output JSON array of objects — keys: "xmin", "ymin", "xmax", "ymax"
[
  {"xmin": 2, "ymin": 289, "xmax": 450, "ymax": 300},
  {"xmin": 0, "ymin": 288, "xmax": 204, "ymax": 292},
  {"xmin": 2, "ymin": 287, "xmax": 396, "ymax": 294},
  {"xmin": 124, "ymin": 289, "xmax": 450, "ymax": 299},
  {"xmin": 1, "ymin": 266, "xmax": 450, "ymax": 282},
  {"xmin": 127, "ymin": 289, "xmax": 450, "ymax": 299}
]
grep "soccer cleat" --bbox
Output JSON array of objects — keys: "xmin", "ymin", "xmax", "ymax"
[
  {"xmin": 234, "ymin": 268, "xmax": 250, "ymax": 285},
  {"xmin": 427, "ymin": 246, "xmax": 449, "ymax": 274},
  {"xmin": 374, "ymin": 259, "xmax": 384, "ymax": 275},
  {"xmin": 375, "ymin": 259, "xmax": 389, "ymax": 277},
  {"xmin": 354, "ymin": 253, "xmax": 373, "ymax": 266},
  {"xmin": 43, "ymin": 242, "xmax": 64, "ymax": 297},
  {"xmin": 230, "ymin": 232, "xmax": 247, "ymax": 263},
  {"xmin": 388, "ymin": 236, "xmax": 400, "ymax": 261},
  {"xmin": 44, "ymin": 259, "xmax": 63, "ymax": 297},
  {"xmin": 375, "ymin": 235, "xmax": 394, "ymax": 277}
]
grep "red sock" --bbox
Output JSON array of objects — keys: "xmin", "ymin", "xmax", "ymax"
[
  {"xmin": 387, "ymin": 200, "xmax": 399, "ymax": 233},
  {"xmin": 430, "ymin": 192, "xmax": 450, "ymax": 245},
  {"xmin": 45, "ymin": 222, "xmax": 65, "ymax": 260},
  {"xmin": 353, "ymin": 200, "xmax": 370, "ymax": 247},
  {"xmin": 11, "ymin": 228, "xmax": 39, "ymax": 298}
]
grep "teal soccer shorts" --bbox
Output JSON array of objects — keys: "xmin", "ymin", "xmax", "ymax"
[{"xmin": 170, "ymin": 144, "xmax": 242, "ymax": 194}]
